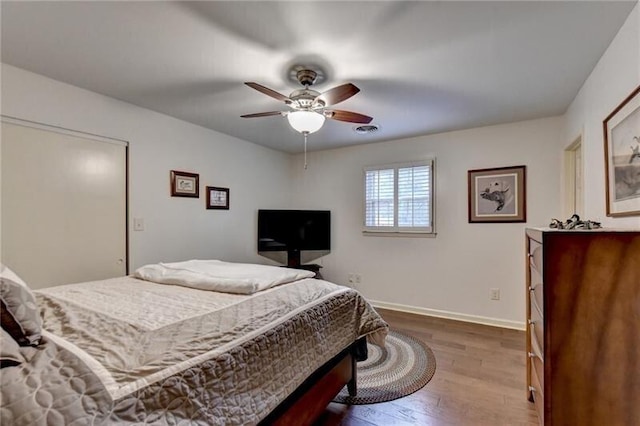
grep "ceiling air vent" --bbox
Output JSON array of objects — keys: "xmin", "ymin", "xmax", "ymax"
[{"xmin": 354, "ymin": 124, "xmax": 380, "ymax": 134}]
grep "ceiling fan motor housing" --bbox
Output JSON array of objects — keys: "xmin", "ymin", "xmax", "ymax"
[{"xmin": 296, "ymin": 69, "xmax": 318, "ymax": 87}]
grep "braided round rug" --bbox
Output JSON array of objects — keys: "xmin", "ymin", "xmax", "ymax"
[{"xmin": 333, "ymin": 330, "xmax": 436, "ymax": 405}]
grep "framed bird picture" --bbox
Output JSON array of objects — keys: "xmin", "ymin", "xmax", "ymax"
[
  {"xmin": 468, "ymin": 165, "xmax": 526, "ymax": 223},
  {"xmin": 603, "ymin": 85, "xmax": 640, "ymax": 217}
]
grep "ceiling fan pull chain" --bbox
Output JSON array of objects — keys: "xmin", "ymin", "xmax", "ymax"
[{"xmin": 304, "ymin": 132, "xmax": 308, "ymax": 170}]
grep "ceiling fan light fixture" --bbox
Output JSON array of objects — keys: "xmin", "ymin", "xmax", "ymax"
[{"xmin": 287, "ymin": 110, "xmax": 325, "ymax": 134}]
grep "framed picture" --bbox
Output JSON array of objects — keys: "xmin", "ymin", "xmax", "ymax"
[
  {"xmin": 206, "ymin": 186, "xmax": 230, "ymax": 210},
  {"xmin": 603, "ymin": 85, "xmax": 640, "ymax": 217},
  {"xmin": 468, "ymin": 165, "xmax": 526, "ymax": 223},
  {"xmin": 170, "ymin": 170, "xmax": 199, "ymax": 198}
]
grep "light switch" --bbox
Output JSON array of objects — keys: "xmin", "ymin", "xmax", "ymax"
[{"xmin": 133, "ymin": 218, "xmax": 144, "ymax": 231}]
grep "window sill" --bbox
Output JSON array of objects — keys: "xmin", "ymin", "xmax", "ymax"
[{"xmin": 362, "ymin": 231, "xmax": 437, "ymax": 238}]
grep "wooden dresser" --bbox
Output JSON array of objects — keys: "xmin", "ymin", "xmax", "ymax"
[{"xmin": 525, "ymin": 228, "xmax": 639, "ymax": 426}]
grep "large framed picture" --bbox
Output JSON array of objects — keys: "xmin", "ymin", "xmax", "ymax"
[
  {"xmin": 206, "ymin": 186, "xmax": 229, "ymax": 210},
  {"xmin": 603, "ymin": 85, "xmax": 640, "ymax": 217},
  {"xmin": 170, "ymin": 170, "xmax": 199, "ymax": 198},
  {"xmin": 468, "ymin": 165, "xmax": 526, "ymax": 223}
]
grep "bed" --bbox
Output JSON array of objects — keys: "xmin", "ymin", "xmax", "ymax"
[{"xmin": 0, "ymin": 260, "xmax": 388, "ymax": 425}]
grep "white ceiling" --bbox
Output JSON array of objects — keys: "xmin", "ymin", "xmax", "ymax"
[{"xmin": 1, "ymin": 1, "xmax": 636, "ymax": 153}]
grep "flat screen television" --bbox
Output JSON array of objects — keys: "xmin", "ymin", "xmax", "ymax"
[{"xmin": 258, "ymin": 209, "xmax": 330, "ymax": 267}]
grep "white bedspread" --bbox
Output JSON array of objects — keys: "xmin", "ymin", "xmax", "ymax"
[
  {"xmin": 133, "ymin": 259, "xmax": 315, "ymax": 294},
  {"xmin": 1, "ymin": 276, "xmax": 388, "ymax": 425}
]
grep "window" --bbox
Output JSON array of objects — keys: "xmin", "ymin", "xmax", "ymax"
[{"xmin": 364, "ymin": 160, "xmax": 435, "ymax": 234}]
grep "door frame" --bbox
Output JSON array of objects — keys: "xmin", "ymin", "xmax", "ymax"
[{"xmin": 563, "ymin": 134, "xmax": 583, "ymax": 218}]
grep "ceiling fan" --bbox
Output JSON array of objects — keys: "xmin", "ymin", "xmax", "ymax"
[{"xmin": 241, "ymin": 67, "xmax": 373, "ymax": 134}]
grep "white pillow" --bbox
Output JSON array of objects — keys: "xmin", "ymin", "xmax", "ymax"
[
  {"xmin": 134, "ymin": 259, "xmax": 315, "ymax": 294},
  {"xmin": 0, "ymin": 264, "xmax": 29, "ymax": 287}
]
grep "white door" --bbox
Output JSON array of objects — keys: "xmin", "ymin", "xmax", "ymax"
[{"xmin": 1, "ymin": 120, "xmax": 127, "ymax": 289}]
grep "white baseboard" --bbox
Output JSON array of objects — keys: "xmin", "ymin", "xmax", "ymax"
[{"xmin": 370, "ymin": 300, "xmax": 525, "ymax": 331}]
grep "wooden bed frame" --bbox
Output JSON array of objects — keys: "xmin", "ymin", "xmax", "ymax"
[{"xmin": 259, "ymin": 338, "xmax": 366, "ymax": 425}]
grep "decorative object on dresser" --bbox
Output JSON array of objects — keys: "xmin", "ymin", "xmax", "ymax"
[
  {"xmin": 525, "ymin": 228, "xmax": 639, "ymax": 426},
  {"xmin": 548, "ymin": 214, "xmax": 601, "ymax": 230},
  {"xmin": 468, "ymin": 165, "xmax": 526, "ymax": 223},
  {"xmin": 603, "ymin": 85, "xmax": 640, "ymax": 217},
  {"xmin": 206, "ymin": 186, "xmax": 229, "ymax": 210},
  {"xmin": 170, "ymin": 170, "xmax": 199, "ymax": 198}
]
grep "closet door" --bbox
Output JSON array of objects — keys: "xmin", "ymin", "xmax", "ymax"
[{"xmin": 1, "ymin": 120, "xmax": 127, "ymax": 289}]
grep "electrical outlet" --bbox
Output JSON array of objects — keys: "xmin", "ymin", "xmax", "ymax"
[
  {"xmin": 490, "ymin": 288, "xmax": 500, "ymax": 300},
  {"xmin": 348, "ymin": 274, "xmax": 355, "ymax": 284},
  {"xmin": 355, "ymin": 274, "xmax": 362, "ymax": 284}
]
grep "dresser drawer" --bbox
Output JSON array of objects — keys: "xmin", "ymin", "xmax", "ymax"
[
  {"xmin": 529, "ymin": 266, "xmax": 544, "ymax": 311},
  {"xmin": 529, "ymin": 298, "xmax": 544, "ymax": 352},
  {"xmin": 528, "ymin": 239, "xmax": 543, "ymax": 273},
  {"xmin": 530, "ymin": 360, "xmax": 545, "ymax": 424},
  {"xmin": 529, "ymin": 328, "xmax": 544, "ymax": 385}
]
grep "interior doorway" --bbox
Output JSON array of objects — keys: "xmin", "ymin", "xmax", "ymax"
[{"xmin": 564, "ymin": 136, "xmax": 583, "ymax": 217}]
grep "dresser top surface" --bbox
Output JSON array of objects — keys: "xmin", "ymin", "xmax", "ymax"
[{"xmin": 527, "ymin": 227, "xmax": 639, "ymax": 233}]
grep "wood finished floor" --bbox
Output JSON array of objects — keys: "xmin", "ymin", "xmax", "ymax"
[{"xmin": 314, "ymin": 309, "xmax": 539, "ymax": 426}]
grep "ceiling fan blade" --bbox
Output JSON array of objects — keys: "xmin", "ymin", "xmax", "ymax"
[
  {"xmin": 316, "ymin": 83, "xmax": 360, "ymax": 106},
  {"xmin": 327, "ymin": 110, "xmax": 373, "ymax": 124},
  {"xmin": 244, "ymin": 82, "xmax": 291, "ymax": 102},
  {"xmin": 240, "ymin": 111, "xmax": 284, "ymax": 118}
]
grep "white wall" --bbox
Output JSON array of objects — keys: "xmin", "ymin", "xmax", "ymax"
[
  {"xmin": 289, "ymin": 3, "xmax": 639, "ymax": 329},
  {"xmin": 291, "ymin": 117, "xmax": 562, "ymax": 328},
  {"xmin": 2, "ymin": 2, "xmax": 636, "ymax": 324},
  {"xmin": 1, "ymin": 64, "xmax": 292, "ymax": 273},
  {"xmin": 562, "ymin": 3, "xmax": 640, "ymax": 228}
]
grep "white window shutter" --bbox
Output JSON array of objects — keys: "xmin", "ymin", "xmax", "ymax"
[
  {"xmin": 364, "ymin": 160, "xmax": 434, "ymax": 234},
  {"xmin": 398, "ymin": 165, "xmax": 430, "ymax": 227},
  {"xmin": 365, "ymin": 168, "xmax": 394, "ymax": 227}
]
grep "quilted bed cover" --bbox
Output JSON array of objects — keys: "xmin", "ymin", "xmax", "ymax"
[{"xmin": 1, "ymin": 276, "xmax": 387, "ymax": 425}]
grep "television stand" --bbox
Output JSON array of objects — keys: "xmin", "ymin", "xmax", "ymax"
[{"xmin": 287, "ymin": 263, "xmax": 323, "ymax": 280}]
